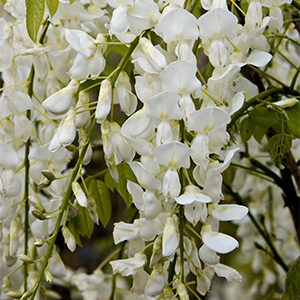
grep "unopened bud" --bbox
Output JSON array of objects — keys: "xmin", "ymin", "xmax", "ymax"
[
  {"xmin": 45, "ymin": 268, "xmax": 53, "ymax": 283},
  {"xmin": 20, "ymin": 291, "xmax": 32, "ymax": 300},
  {"xmin": 17, "ymin": 254, "xmax": 34, "ymax": 263},
  {"xmin": 38, "ymin": 178, "xmax": 51, "ymax": 188},
  {"xmin": 29, "ymin": 195, "xmax": 45, "ymax": 213},
  {"xmin": 95, "ymin": 79, "xmax": 112, "ymax": 124},
  {"xmin": 34, "ymin": 239, "xmax": 44, "ymax": 247},
  {"xmin": 32, "ymin": 209, "xmax": 46, "ymax": 220},
  {"xmin": 6, "ymin": 291, "xmax": 22, "ymax": 298},
  {"xmin": 41, "ymin": 170, "xmax": 56, "ymax": 181},
  {"xmin": 274, "ymin": 97, "xmax": 297, "ymax": 108}
]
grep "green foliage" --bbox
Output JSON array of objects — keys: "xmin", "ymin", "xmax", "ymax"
[
  {"xmin": 45, "ymin": 0, "xmax": 58, "ymax": 17},
  {"xmin": 268, "ymin": 133, "xmax": 292, "ymax": 163},
  {"xmin": 68, "ymin": 205, "xmax": 95, "ymax": 246},
  {"xmin": 25, "ymin": 0, "xmax": 45, "ymax": 43},
  {"xmin": 104, "ymin": 163, "xmax": 137, "ymax": 208},
  {"xmin": 282, "ymin": 256, "xmax": 300, "ymax": 300},
  {"xmin": 285, "ymin": 102, "xmax": 300, "ymax": 138},
  {"xmin": 0, "ymin": 0, "xmax": 6, "ymax": 4},
  {"xmin": 88, "ymin": 179, "xmax": 112, "ymax": 227},
  {"xmin": 240, "ymin": 117, "xmax": 255, "ymax": 143},
  {"xmin": 239, "ymin": 106, "xmax": 293, "ymax": 162}
]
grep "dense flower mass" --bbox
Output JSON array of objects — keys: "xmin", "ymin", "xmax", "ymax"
[{"xmin": 0, "ymin": 0, "xmax": 299, "ymax": 299}]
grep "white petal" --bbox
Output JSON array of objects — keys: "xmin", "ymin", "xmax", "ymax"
[
  {"xmin": 113, "ymin": 220, "xmax": 140, "ymax": 244},
  {"xmin": 162, "ymin": 217, "xmax": 179, "ymax": 257},
  {"xmin": 156, "ymin": 8, "xmax": 198, "ymax": 43},
  {"xmin": 42, "ymin": 80, "xmax": 79, "ymax": 115},
  {"xmin": 197, "ymin": 8, "xmax": 238, "ymax": 38},
  {"xmin": 162, "ymin": 168, "xmax": 181, "ymax": 198},
  {"xmin": 127, "ymin": 180, "xmax": 144, "ymax": 211},
  {"xmin": 211, "ymin": 204, "xmax": 248, "ymax": 221},
  {"xmin": 246, "ymin": 50, "xmax": 272, "ymax": 67},
  {"xmin": 129, "ymin": 162, "xmax": 161, "ymax": 191},
  {"xmin": 72, "ymin": 182, "xmax": 88, "ymax": 207},
  {"xmin": 202, "ymin": 227, "xmax": 239, "ymax": 254},
  {"xmin": 0, "ymin": 144, "xmax": 18, "ymax": 168},
  {"xmin": 187, "ymin": 107, "xmax": 230, "ymax": 133},
  {"xmin": 160, "ymin": 60, "xmax": 201, "ymax": 95},
  {"xmin": 110, "ymin": 252, "xmax": 147, "ymax": 277},
  {"xmin": 214, "ymin": 263, "xmax": 242, "ymax": 282},
  {"xmin": 65, "ymin": 29, "xmax": 95, "ymax": 57},
  {"xmin": 153, "ymin": 141, "xmax": 190, "ymax": 168},
  {"xmin": 146, "ymin": 92, "xmax": 182, "ymax": 120},
  {"xmin": 199, "ymin": 245, "xmax": 220, "ymax": 265}
]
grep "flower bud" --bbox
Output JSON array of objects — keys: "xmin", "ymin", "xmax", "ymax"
[
  {"xmin": 58, "ymin": 109, "xmax": 76, "ymax": 146},
  {"xmin": 20, "ymin": 291, "xmax": 32, "ymax": 300},
  {"xmin": 17, "ymin": 254, "xmax": 34, "ymax": 264},
  {"xmin": 42, "ymin": 79, "xmax": 79, "ymax": 115},
  {"xmin": 95, "ymin": 79, "xmax": 112, "ymax": 124},
  {"xmin": 29, "ymin": 195, "xmax": 45, "ymax": 213},
  {"xmin": 62, "ymin": 226, "xmax": 76, "ymax": 252},
  {"xmin": 32, "ymin": 209, "xmax": 46, "ymax": 220},
  {"xmin": 34, "ymin": 239, "xmax": 44, "ymax": 247},
  {"xmin": 41, "ymin": 170, "xmax": 56, "ymax": 182},
  {"xmin": 162, "ymin": 216, "xmax": 179, "ymax": 257},
  {"xmin": 38, "ymin": 178, "xmax": 52, "ymax": 188},
  {"xmin": 6, "ymin": 291, "xmax": 22, "ymax": 299},
  {"xmin": 72, "ymin": 182, "xmax": 87, "ymax": 207}
]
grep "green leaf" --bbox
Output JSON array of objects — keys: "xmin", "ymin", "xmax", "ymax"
[
  {"xmin": 268, "ymin": 133, "xmax": 292, "ymax": 163},
  {"xmin": 0, "ymin": 0, "xmax": 7, "ymax": 4},
  {"xmin": 88, "ymin": 179, "xmax": 111, "ymax": 227},
  {"xmin": 253, "ymin": 125, "xmax": 267, "ymax": 144},
  {"xmin": 25, "ymin": 0, "xmax": 45, "ymax": 43},
  {"xmin": 45, "ymin": 0, "xmax": 58, "ymax": 17},
  {"xmin": 286, "ymin": 102, "xmax": 300, "ymax": 138},
  {"xmin": 104, "ymin": 163, "xmax": 137, "ymax": 208},
  {"xmin": 67, "ymin": 221, "xmax": 82, "ymax": 247},
  {"xmin": 250, "ymin": 107, "xmax": 278, "ymax": 128},
  {"xmin": 240, "ymin": 117, "xmax": 255, "ymax": 143},
  {"xmin": 104, "ymin": 171, "xmax": 115, "ymax": 192},
  {"xmin": 68, "ymin": 205, "xmax": 94, "ymax": 244},
  {"xmin": 282, "ymin": 256, "xmax": 300, "ymax": 300}
]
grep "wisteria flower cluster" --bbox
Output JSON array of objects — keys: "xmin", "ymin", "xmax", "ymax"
[{"xmin": 0, "ymin": 0, "xmax": 299, "ymax": 299}]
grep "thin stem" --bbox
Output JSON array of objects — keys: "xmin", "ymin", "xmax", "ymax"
[
  {"xmin": 223, "ymin": 182, "xmax": 288, "ymax": 272},
  {"xmin": 23, "ymin": 65, "xmax": 35, "ymax": 292},
  {"xmin": 228, "ymin": 87, "xmax": 300, "ymax": 129},
  {"xmin": 29, "ymin": 119, "xmax": 97, "ymax": 299}
]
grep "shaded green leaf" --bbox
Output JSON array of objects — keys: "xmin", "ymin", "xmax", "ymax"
[
  {"xmin": 282, "ymin": 256, "xmax": 300, "ymax": 300},
  {"xmin": 0, "ymin": 0, "xmax": 7, "ymax": 4},
  {"xmin": 25, "ymin": 0, "xmax": 45, "ymax": 43},
  {"xmin": 286, "ymin": 102, "xmax": 300, "ymax": 138},
  {"xmin": 88, "ymin": 179, "xmax": 111, "ymax": 227},
  {"xmin": 104, "ymin": 163, "xmax": 137, "ymax": 208},
  {"xmin": 45, "ymin": 0, "xmax": 58, "ymax": 17},
  {"xmin": 268, "ymin": 133, "xmax": 292, "ymax": 163},
  {"xmin": 253, "ymin": 125, "xmax": 267, "ymax": 144},
  {"xmin": 104, "ymin": 171, "xmax": 115, "ymax": 192},
  {"xmin": 250, "ymin": 107, "xmax": 278, "ymax": 128},
  {"xmin": 68, "ymin": 205, "xmax": 94, "ymax": 244},
  {"xmin": 67, "ymin": 221, "xmax": 82, "ymax": 247},
  {"xmin": 240, "ymin": 117, "xmax": 255, "ymax": 143}
]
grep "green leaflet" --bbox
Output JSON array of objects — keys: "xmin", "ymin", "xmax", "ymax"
[
  {"xmin": 45, "ymin": 0, "xmax": 58, "ymax": 17},
  {"xmin": 282, "ymin": 256, "xmax": 300, "ymax": 300},
  {"xmin": 68, "ymin": 205, "xmax": 95, "ymax": 246},
  {"xmin": 104, "ymin": 163, "xmax": 137, "ymax": 208},
  {"xmin": 285, "ymin": 102, "xmax": 300, "ymax": 138},
  {"xmin": 25, "ymin": 0, "xmax": 45, "ymax": 43},
  {"xmin": 0, "ymin": 0, "xmax": 7, "ymax": 4},
  {"xmin": 88, "ymin": 179, "xmax": 111, "ymax": 227},
  {"xmin": 240, "ymin": 117, "xmax": 255, "ymax": 143},
  {"xmin": 268, "ymin": 133, "xmax": 292, "ymax": 163}
]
